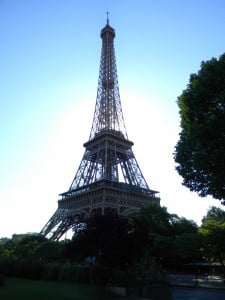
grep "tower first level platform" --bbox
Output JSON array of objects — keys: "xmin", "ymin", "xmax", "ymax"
[{"xmin": 42, "ymin": 179, "xmax": 160, "ymax": 241}]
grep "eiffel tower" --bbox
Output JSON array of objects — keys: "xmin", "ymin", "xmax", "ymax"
[{"xmin": 40, "ymin": 18, "xmax": 160, "ymax": 240}]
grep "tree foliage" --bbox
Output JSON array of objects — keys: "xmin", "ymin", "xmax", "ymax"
[
  {"xmin": 130, "ymin": 205, "xmax": 174, "ymax": 265},
  {"xmin": 64, "ymin": 205, "xmax": 200, "ymax": 269},
  {"xmin": 65, "ymin": 204, "xmax": 199, "ymax": 268},
  {"xmin": 0, "ymin": 205, "xmax": 214, "ymax": 279},
  {"xmin": 64, "ymin": 213, "xmax": 133, "ymax": 268},
  {"xmin": 174, "ymin": 53, "xmax": 225, "ymax": 203},
  {"xmin": 199, "ymin": 206, "xmax": 225, "ymax": 272},
  {"xmin": 134, "ymin": 206, "xmax": 199, "ymax": 258}
]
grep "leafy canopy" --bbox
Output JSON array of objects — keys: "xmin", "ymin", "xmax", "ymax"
[
  {"xmin": 174, "ymin": 53, "xmax": 225, "ymax": 203},
  {"xmin": 199, "ymin": 206, "xmax": 225, "ymax": 271}
]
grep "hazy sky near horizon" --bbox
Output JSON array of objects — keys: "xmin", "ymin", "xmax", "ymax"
[{"xmin": 1, "ymin": 0, "xmax": 225, "ymax": 238}]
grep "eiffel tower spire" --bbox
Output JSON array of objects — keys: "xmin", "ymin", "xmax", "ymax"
[
  {"xmin": 40, "ymin": 20, "xmax": 160, "ymax": 240},
  {"xmin": 89, "ymin": 17, "xmax": 127, "ymax": 140}
]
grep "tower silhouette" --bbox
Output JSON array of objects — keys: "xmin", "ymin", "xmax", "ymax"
[{"xmin": 41, "ymin": 19, "xmax": 160, "ymax": 240}]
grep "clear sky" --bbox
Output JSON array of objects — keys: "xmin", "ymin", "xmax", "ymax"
[{"xmin": 1, "ymin": 0, "xmax": 225, "ymax": 238}]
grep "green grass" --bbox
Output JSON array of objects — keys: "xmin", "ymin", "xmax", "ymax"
[{"xmin": 0, "ymin": 277, "xmax": 113, "ymax": 300}]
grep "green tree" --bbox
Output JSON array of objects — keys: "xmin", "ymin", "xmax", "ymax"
[
  {"xmin": 171, "ymin": 216, "xmax": 201, "ymax": 265},
  {"xmin": 64, "ymin": 205, "xmax": 201, "ymax": 271},
  {"xmin": 5, "ymin": 233, "xmax": 63, "ymax": 262},
  {"xmin": 131, "ymin": 204, "xmax": 173, "ymax": 236},
  {"xmin": 199, "ymin": 206, "xmax": 225, "ymax": 273},
  {"xmin": 130, "ymin": 205, "xmax": 175, "ymax": 267},
  {"xmin": 174, "ymin": 53, "xmax": 225, "ymax": 203},
  {"xmin": 65, "ymin": 213, "xmax": 133, "ymax": 268},
  {"xmin": 0, "ymin": 238, "xmax": 14, "ymax": 259},
  {"xmin": 171, "ymin": 215, "xmax": 198, "ymax": 235},
  {"xmin": 0, "ymin": 233, "xmax": 65, "ymax": 279},
  {"xmin": 0, "ymin": 234, "xmax": 64, "ymax": 264}
]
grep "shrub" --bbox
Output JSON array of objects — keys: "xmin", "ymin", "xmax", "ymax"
[
  {"xmin": 92, "ymin": 266, "xmax": 112, "ymax": 285},
  {"xmin": 58, "ymin": 262, "xmax": 77, "ymax": 282},
  {"xmin": 0, "ymin": 257, "xmax": 16, "ymax": 276},
  {"xmin": 136, "ymin": 256, "xmax": 164, "ymax": 284},
  {"xmin": 76, "ymin": 265, "xmax": 92, "ymax": 284},
  {"xmin": 15, "ymin": 260, "xmax": 43, "ymax": 280},
  {"xmin": 0, "ymin": 273, "xmax": 5, "ymax": 286},
  {"xmin": 42, "ymin": 262, "xmax": 60, "ymax": 281},
  {"xmin": 111, "ymin": 268, "xmax": 137, "ymax": 287}
]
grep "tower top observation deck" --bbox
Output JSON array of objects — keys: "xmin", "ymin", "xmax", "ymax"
[{"xmin": 101, "ymin": 17, "xmax": 115, "ymax": 37}]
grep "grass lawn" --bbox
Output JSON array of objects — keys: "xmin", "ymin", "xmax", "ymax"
[{"xmin": 0, "ymin": 277, "xmax": 113, "ymax": 300}]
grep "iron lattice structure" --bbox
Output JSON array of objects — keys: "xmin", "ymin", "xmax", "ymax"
[{"xmin": 41, "ymin": 19, "xmax": 160, "ymax": 240}]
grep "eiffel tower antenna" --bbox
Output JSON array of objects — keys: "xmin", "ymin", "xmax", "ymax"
[
  {"xmin": 106, "ymin": 11, "xmax": 109, "ymax": 25},
  {"xmin": 40, "ymin": 20, "xmax": 160, "ymax": 240}
]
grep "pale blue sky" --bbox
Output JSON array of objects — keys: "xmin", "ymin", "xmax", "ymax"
[{"xmin": 1, "ymin": 0, "xmax": 225, "ymax": 237}]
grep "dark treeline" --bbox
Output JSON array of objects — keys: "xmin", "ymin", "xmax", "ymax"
[{"xmin": 0, "ymin": 204, "xmax": 225, "ymax": 285}]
